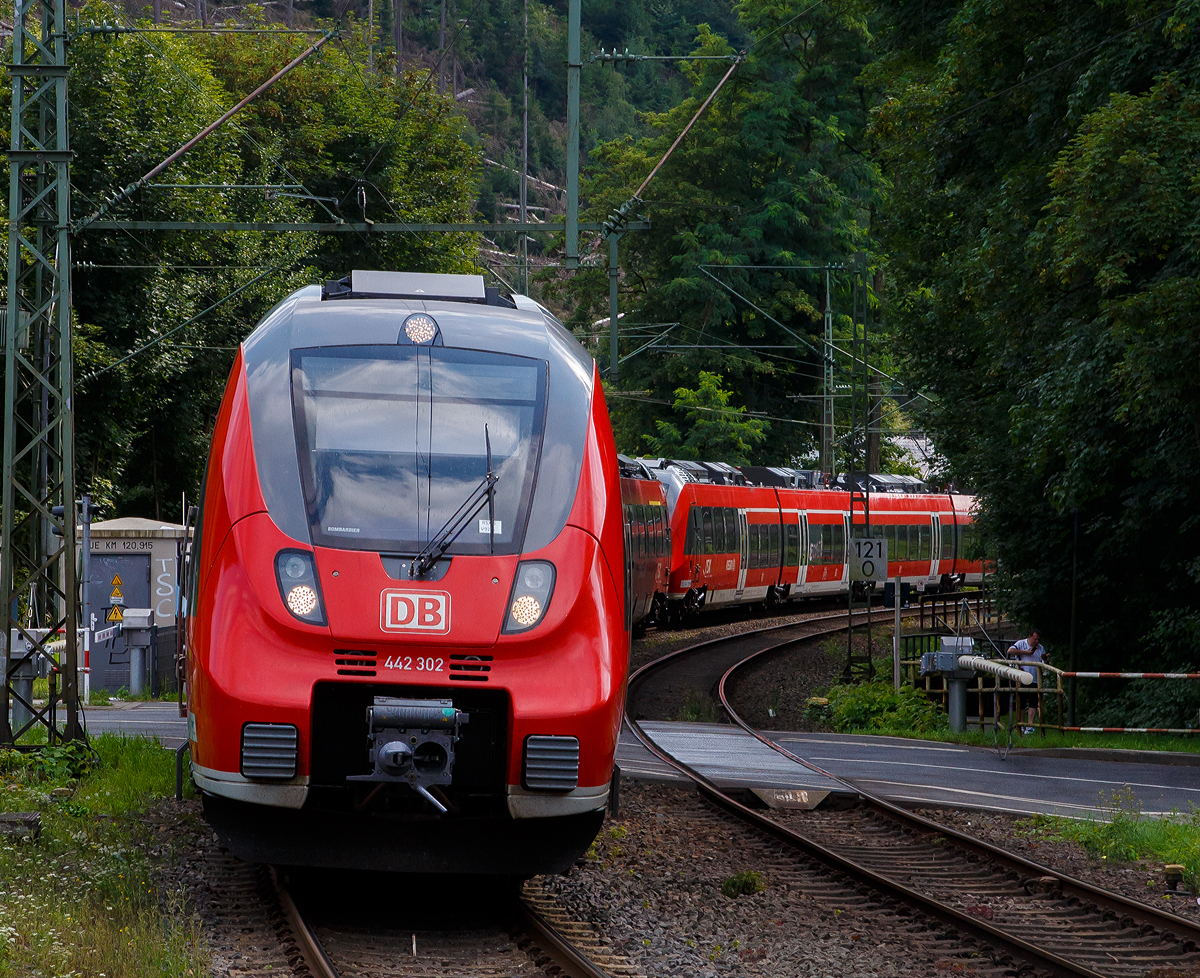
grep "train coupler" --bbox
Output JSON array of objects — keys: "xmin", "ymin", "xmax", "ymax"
[{"xmin": 347, "ymin": 696, "xmax": 470, "ymax": 812}]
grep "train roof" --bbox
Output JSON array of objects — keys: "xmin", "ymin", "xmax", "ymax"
[{"xmin": 239, "ymin": 273, "xmax": 596, "ymax": 553}]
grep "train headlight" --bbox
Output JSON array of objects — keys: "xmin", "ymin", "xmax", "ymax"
[
  {"xmin": 274, "ymin": 550, "xmax": 327, "ymax": 626},
  {"xmin": 403, "ymin": 314, "xmax": 438, "ymax": 344},
  {"xmin": 503, "ymin": 560, "xmax": 555, "ymax": 634},
  {"xmin": 286, "ymin": 585, "xmax": 319, "ymax": 616}
]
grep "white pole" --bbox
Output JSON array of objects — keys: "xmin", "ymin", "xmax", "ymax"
[{"xmin": 892, "ymin": 573, "xmax": 901, "ymax": 690}]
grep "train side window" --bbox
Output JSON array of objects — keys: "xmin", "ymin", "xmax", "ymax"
[
  {"xmin": 702, "ymin": 507, "xmax": 714, "ymax": 554},
  {"xmin": 684, "ymin": 507, "xmax": 698, "ymax": 555},
  {"xmin": 809, "ymin": 523, "xmax": 823, "ymax": 564},
  {"xmin": 725, "ymin": 508, "xmax": 738, "ymax": 551},
  {"xmin": 748, "ymin": 524, "xmax": 759, "ymax": 568},
  {"xmin": 830, "ymin": 522, "xmax": 845, "ymax": 564},
  {"xmin": 713, "ymin": 508, "xmax": 726, "ymax": 554},
  {"xmin": 641, "ymin": 505, "xmax": 651, "ymax": 557},
  {"xmin": 769, "ymin": 524, "xmax": 780, "ymax": 567},
  {"xmin": 919, "ymin": 523, "xmax": 931, "ymax": 560},
  {"xmin": 941, "ymin": 521, "xmax": 954, "ymax": 561},
  {"xmin": 785, "ymin": 524, "xmax": 799, "ymax": 567}
]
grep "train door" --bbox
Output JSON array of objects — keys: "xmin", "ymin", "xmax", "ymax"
[
  {"xmin": 736, "ymin": 508, "xmax": 749, "ymax": 597},
  {"xmin": 622, "ymin": 505, "xmax": 633, "ymax": 631},
  {"xmin": 842, "ymin": 514, "xmax": 851, "ymax": 581},
  {"xmin": 794, "ymin": 512, "xmax": 809, "ymax": 588},
  {"xmin": 930, "ymin": 515, "xmax": 941, "ymax": 582}
]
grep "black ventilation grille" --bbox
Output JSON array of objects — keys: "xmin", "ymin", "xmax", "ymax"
[
  {"xmin": 334, "ymin": 649, "xmax": 377, "ymax": 676},
  {"xmin": 523, "ymin": 735, "xmax": 579, "ymax": 791},
  {"xmin": 241, "ymin": 723, "xmax": 298, "ymax": 780},
  {"xmin": 450, "ymin": 654, "xmax": 492, "ymax": 682}
]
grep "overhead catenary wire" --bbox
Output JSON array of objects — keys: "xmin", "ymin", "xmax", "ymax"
[
  {"xmin": 80, "ymin": 266, "xmax": 284, "ymax": 383},
  {"xmin": 74, "ymin": 28, "xmax": 337, "ymax": 232}
]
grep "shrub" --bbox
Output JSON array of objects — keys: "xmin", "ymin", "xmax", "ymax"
[{"xmin": 826, "ymin": 681, "xmax": 948, "ymax": 734}]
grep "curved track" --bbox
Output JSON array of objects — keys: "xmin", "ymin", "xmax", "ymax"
[
  {"xmin": 272, "ymin": 869, "xmax": 627, "ymax": 978},
  {"xmin": 626, "ymin": 621, "xmax": 1200, "ymax": 978}
]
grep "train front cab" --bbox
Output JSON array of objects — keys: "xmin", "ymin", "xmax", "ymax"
[{"xmin": 186, "ymin": 279, "xmax": 627, "ymax": 876}]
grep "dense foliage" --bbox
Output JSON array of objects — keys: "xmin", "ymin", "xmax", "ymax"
[
  {"xmin": 870, "ymin": 0, "xmax": 1200, "ymax": 682},
  {"xmin": 556, "ymin": 0, "xmax": 883, "ymax": 463},
  {"xmin": 14, "ymin": 11, "xmax": 481, "ymax": 518},
  {"xmin": 6, "ymin": 0, "xmax": 1200, "ymax": 691}
]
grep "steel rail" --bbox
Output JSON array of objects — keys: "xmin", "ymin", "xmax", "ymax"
[
  {"xmin": 513, "ymin": 898, "xmax": 618, "ymax": 978},
  {"xmin": 271, "ymin": 869, "xmax": 341, "ymax": 978},
  {"xmin": 272, "ymin": 868, "xmax": 616, "ymax": 978},
  {"xmin": 714, "ymin": 639, "xmax": 1200, "ymax": 942},
  {"xmin": 623, "ymin": 618, "xmax": 1196, "ymax": 978}
]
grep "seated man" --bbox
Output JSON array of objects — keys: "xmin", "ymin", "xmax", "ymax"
[{"xmin": 1008, "ymin": 629, "xmax": 1046, "ymax": 734}]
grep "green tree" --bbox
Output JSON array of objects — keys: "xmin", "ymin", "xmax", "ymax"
[
  {"xmin": 553, "ymin": 0, "xmax": 879, "ymax": 466},
  {"xmin": 643, "ymin": 371, "xmax": 769, "ymax": 463},
  {"xmin": 39, "ymin": 6, "xmax": 482, "ymax": 520},
  {"xmin": 870, "ymin": 0, "xmax": 1200, "ymax": 680}
]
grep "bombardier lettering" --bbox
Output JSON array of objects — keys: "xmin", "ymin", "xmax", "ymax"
[{"xmin": 380, "ymin": 589, "xmax": 451, "ymax": 634}]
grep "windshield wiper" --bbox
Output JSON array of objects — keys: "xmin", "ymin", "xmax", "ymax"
[{"xmin": 410, "ymin": 425, "xmax": 500, "ymax": 578}]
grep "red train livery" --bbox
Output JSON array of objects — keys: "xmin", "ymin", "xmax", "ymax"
[
  {"xmin": 619, "ymin": 459, "xmax": 981, "ymax": 624},
  {"xmin": 186, "ymin": 272, "xmax": 626, "ymax": 875}
]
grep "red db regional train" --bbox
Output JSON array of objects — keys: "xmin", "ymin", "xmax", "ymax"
[
  {"xmin": 185, "ymin": 271, "xmax": 627, "ymax": 875},
  {"xmin": 617, "ymin": 457, "xmax": 982, "ymax": 627}
]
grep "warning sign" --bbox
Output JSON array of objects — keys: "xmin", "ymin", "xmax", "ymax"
[
  {"xmin": 109, "ymin": 586, "xmax": 122, "ymax": 600},
  {"xmin": 106, "ymin": 605, "xmax": 123, "ymax": 623},
  {"xmin": 110, "ymin": 573, "xmax": 123, "ymax": 586}
]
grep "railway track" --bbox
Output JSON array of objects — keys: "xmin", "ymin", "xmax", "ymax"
[
  {"xmin": 271, "ymin": 867, "xmax": 634, "ymax": 978},
  {"xmin": 626, "ymin": 618, "xmax": 1200, "ymax": 978}
]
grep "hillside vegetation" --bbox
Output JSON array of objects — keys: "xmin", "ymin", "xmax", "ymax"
[{"xmin": 0, "ymin": 0, "xmax": 1197, "ymax": 697}]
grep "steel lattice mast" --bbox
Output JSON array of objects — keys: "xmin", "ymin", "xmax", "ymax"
[{"xmin": 2, "ymin": 0, "xmax": 81, "ymax": 743}]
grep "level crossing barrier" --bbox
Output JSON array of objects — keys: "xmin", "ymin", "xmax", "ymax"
[{"xmin": 900, "ymin": 643, "xmax": 1200, "ymax": 736}]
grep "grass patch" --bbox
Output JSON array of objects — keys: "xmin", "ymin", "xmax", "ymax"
[
  {"xmin": 1027, "ymin": 790, "xmax": 1200, "ymax": 893},
  {"xmin": 869, "ymin": 723, "xmax": 1200, "ymax": 754},
  {"xmin": 0, "ymin": 734, "xmax": 206, "ymax": 977},
  {"xmin": 670, "ymin": 690, "xmax": 725, "ymax": 723},
  {"xmin": 811, "ymin": 682, "xmax": 1200, "ymax": 753},
  {"xmin": 813, "ymin": 681, "xmax": 948, "ymax": 735},
  {"xmin": 721, "ymin": 870, "xmax": 766, "ymax": 898}
]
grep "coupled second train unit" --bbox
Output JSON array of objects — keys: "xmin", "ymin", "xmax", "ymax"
[{"xmin": 185, "ymin": 268, "xmax": 979, "ymax": 875}]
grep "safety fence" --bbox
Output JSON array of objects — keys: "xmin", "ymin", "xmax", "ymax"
[
  {"xmin": 900, "ymin": 637, "xmax": 1200, "ymax": 735},
  {"xmin": 917, "ymin": 589, "xmax": 1001, "ymax": 633}
]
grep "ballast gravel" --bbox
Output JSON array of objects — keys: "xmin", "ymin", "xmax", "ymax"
[
  {"xmin": 915, "ymin": 806, "xmax": 1200, "ymax": 924},
  {"xmin": 540, "ymin": 781, "xmax": 993, "ymax": 978}
]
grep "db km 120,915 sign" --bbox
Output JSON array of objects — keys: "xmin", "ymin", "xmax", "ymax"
[{"xmin": 850, "ymin": 538, "xmax": 888, "ymax": 582}]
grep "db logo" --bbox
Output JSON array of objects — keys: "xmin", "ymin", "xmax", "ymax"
[{"xmin": 380, "ymin": 589, "xmax": 451, "ymax": 634}]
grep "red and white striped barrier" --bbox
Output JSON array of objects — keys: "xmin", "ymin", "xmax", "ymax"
[
  {"xmin": 1059, "ymin": 672, "xmax": 1200, "ymax": 680},
  {"xmin": 1060, "ymin": 726, "xmax": 1199, "ymax": 735}
]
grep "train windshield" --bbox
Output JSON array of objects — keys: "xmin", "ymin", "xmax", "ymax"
[{"xmin": 291, "ymin": 345, "xmax": 547, "ymax": 554}]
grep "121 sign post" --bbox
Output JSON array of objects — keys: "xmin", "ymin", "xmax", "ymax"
[{"xmin": 850, "ymin": 537, "xmax": 888, "ymax": 582}]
